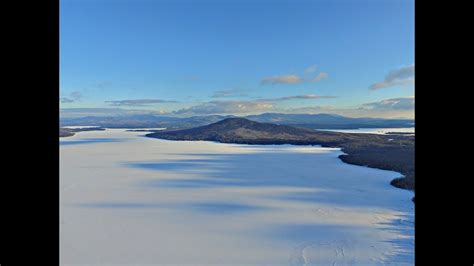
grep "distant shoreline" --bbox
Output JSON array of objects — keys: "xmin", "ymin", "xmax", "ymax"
[{"xmin": 59, "ymin": 127, "xmax": 106, "ymax": 138}]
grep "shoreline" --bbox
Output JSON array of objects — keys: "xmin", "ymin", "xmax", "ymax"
[
  {"xmin": 145, "ymin": 133, "xmax": 415, "ymax": 202},
  {"xmin": 60, "ymin": 127, "xmax": 106, "ymax": 138}
]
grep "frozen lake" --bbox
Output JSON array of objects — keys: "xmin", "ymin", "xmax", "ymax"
[{"xmin": 60, "ymin": 129, "xmax": 414, "ymax": 265}]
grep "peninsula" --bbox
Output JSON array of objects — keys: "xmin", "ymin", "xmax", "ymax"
[{"xmin": 146, "ymin": 118, "xmax": 415, "ymax": 196}]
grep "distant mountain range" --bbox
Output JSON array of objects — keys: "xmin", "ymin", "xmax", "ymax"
[
  {"xmin": 246, "ymin": 113, "xmax": 413, "ymax": 129},
  {"xmin": 60, "ymin": 113, "xmax": 414, "ymax": 130}
]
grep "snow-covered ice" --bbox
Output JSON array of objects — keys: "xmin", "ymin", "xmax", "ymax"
[{"xmin": 60, "ymin": 129, "xmax": 414, "ymax": 265}]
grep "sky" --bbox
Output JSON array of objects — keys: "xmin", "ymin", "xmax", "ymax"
[{"xmin": 60, "ymin": 0, "xmax": 414, "ymax": 118}]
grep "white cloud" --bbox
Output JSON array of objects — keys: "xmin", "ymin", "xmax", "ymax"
[
  {"xmin": 261, "ymin": 65, "xmax": 329, "ymax": 85},
  {"xmin": 211, "ymin": 89, "xmax": 248, "ymax": 98},
  {"xmin": 105, "ymin": 99, "xmax": 177, "ymax": 106},
  {"xmin": 359, "ymin": 96, "xmax": 415, "ymax": 110},
  {"xmin": 60, "ymin": 91, "xmax": 82, "ymax": 103},
  {"xmin": 304, "ymin": 65, "xmax": 318, "ymax": 74},
  {"xmin": 369, "ymin": 64, "xmax": 415, "ymax": 90},
  {"xmin": 312, "ymin": 72, "xmax": 328, "ymax": 82},
  {"xmin": 259, "ymin": 94, "xmax": 337, "ymax": 101},
  {"xmin": 261, "ymin": 75, "xmax": 303, "ymax": 85},
  {"xmin": 96, "ymin": 81, "xmax": 112, "ymax": 89},
  {"xmin": 183, "ymin": 76, "xmax": 201, "ymax": 81},
  {"xmin": 60, "ymin": 98, "xmax": 74, "ymax": 103},
  {"xmin": 70, "ymin": 91, "xmax": 82, "ymax": 101}
]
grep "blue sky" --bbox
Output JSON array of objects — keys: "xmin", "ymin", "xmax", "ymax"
[{"xmin": 60, "ymin": 0, "xmax": 414, "ymax": 118}]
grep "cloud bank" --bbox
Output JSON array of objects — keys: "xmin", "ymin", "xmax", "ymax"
[
  {"xmin": 174, "ymin": 94, "xmax": 336, "ymax": 115},
  {"xmin": 105, "ymin": 99, "xmax": 177, "ymax": 106},
  {"xmin": 60, "ymin": 94, "xmax": 414, "ymax": 119},
  {"xmin": 174, "ymin": 101, "xmax": 274, "ymax": 115}
]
